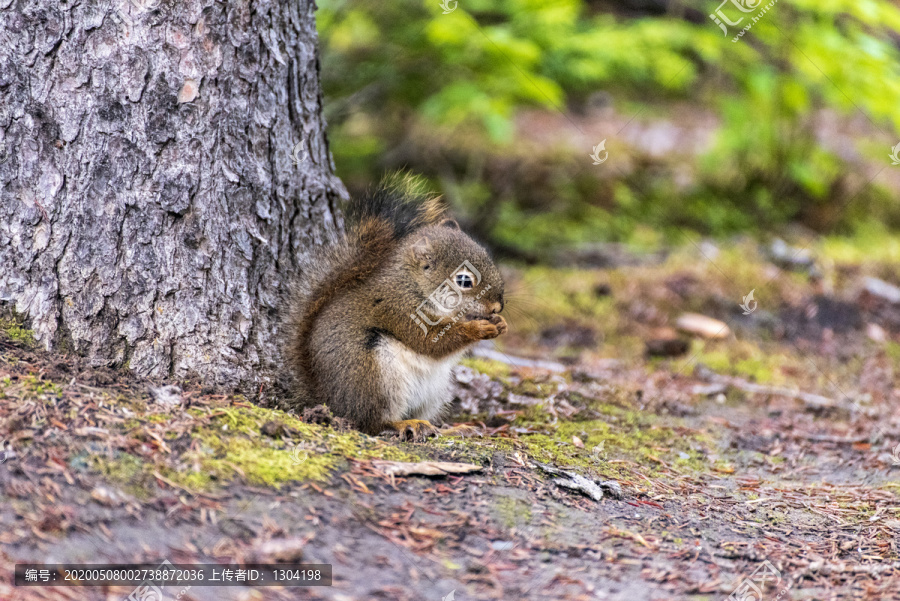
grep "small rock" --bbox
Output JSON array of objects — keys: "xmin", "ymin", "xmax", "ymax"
[
  {"xmin": 572, "ymin": 436, "xmax": 584, "ymax": 448},
  {"xmin": 149, "ymin": 385, "xmax": 182, "ymax": 408},
  {"xmin": 91, "ymin": 486, "xmax": 130, "ymax": 507},
  {"xmin": 769, "ymin": 238, "xmax": 814, "ymax": 270},
  {"xmin": 675, "ymin": 313, "xmax": 731, "ymax": 339},
  {"xmin": 699, "ymin": 240, "xmax": 720, "ymax": 261},
  {"xmin": 867, "ymin": 323, "xmax": 887, "ymax": 343},
  {"xmin": 863, "ymin": 277, "xmax": 900, "ymax": 304}
]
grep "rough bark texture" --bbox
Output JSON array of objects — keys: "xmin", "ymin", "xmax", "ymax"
[{"xmin": 0, "ymin": 0, "xmax": 346, "ymax": 390}]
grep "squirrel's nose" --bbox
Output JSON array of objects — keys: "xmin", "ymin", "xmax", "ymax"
[{"xmin": 489, "ymin": 301, "xmax": 502, "ymax": 314}]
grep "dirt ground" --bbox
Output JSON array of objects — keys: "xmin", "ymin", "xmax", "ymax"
[{"xmin": 2, "ymin": 240, "xmax": 899, "ymax": 601}]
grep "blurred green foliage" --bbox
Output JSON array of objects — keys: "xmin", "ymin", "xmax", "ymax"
[{"xmin": 317, "ymin": 0, "xmax": 900, "ymax": 255}]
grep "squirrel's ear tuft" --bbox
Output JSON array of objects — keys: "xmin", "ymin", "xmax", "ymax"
[
  {"xmin": 440, "ymin": 218, "xmax": 460, "ymax": 230},
  {"xmin": 410, "ymin": 235, "xmax": 433, "ymax": 265}
]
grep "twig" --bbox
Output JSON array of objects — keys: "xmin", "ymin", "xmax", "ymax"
[{"xmin": 694, "ymin": 374, "xmax": 840, "ymax": 410}]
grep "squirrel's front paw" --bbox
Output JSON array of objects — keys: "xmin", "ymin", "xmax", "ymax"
[
  {"xmin": 488, "ymin": 314, "xmax": 508, "ymax": 335},
  {"xmin": 465, "ymin": 315, "xmax": 508, "ymax": 340}
]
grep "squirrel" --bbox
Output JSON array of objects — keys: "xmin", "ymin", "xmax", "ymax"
[{"xmin": 284, "ymin": 174, "xmax": 507, "ymax": 440}]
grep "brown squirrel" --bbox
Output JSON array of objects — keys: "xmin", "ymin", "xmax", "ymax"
[{"xmin": 285, "ymin": 175, "xmax": 507, "ymax": 440}]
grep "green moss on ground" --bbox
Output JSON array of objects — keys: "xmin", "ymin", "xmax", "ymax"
[
  {"xmin": 92, "ymin": 402, "xmax": 423, "ymax": 493},
  {"xmin": 0, "ymin": 373, "xmax": 63, "ymax": 403},
  {"xmin": 882, "ymin": 482, "xmax": 900, "ymax": 497},
  {"xmin": 0, "ymin": 316, "xmax": 35, "ymax": 346},
  {"xmin": 429, "ymin": 394, "xmax": 719, "ymax": 484},
  {"xmin": 91, "ymin": 453, "xmax": 158, "ymax": 500},
  {"xmin": 502, "ymin": 251, "xmax": 809, "ymax": 370},
  {"xmin": 460, "ymin": 357, "xmax": 512, "ymax": 380},
  {"xmin": 689, "ymin": 340, "xmax": 791, "ymax": 384},
  {"xmin": 493, "ymin": 495, "xmax": 533, "ymax": 529}
]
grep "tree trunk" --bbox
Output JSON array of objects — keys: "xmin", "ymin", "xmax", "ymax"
[{"xmin": 0, "ymin": 0, "xmax": 346, "ymax": 391}]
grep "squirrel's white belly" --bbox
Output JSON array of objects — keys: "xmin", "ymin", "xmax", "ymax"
[{"xmin": 376, "ymin": 337, "xmax": 465, "ymax": 422}]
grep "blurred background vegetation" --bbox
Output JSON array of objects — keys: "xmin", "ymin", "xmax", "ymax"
[{"xmin": 316, "ymin": 0, "xmax": 900, "ymax": 261}]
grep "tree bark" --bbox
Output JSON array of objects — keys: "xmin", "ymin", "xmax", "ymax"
[{"xmin": 0, "ymin": 0, "xmax": 346, "ymax": 391}]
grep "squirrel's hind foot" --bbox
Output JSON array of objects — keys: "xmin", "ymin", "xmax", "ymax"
[
  {"xmin": 383, "ymin": 419, "xmax": 440, "ymax": 442},
  {"xmin": 440, "ymin": 424, "xmax": 482, "ymax": 438}
]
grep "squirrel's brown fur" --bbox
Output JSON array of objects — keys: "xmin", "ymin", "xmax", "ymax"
[{"xmin": 284, "ymin": 174, "xmax": 507, "ymax": 436}]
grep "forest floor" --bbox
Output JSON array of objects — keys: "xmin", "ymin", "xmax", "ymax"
[{"xmin": 2, "ymin": 236, "xmax": 900, "ymax": 601}]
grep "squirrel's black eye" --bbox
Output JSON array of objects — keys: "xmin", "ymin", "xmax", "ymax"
[
  {"xmin": 455, "ymin": 272, "xmax": 474, "ymax": 289},
  {"xmin": 423, "ymin": 265, "xmax": 430, "ymax": 270}
]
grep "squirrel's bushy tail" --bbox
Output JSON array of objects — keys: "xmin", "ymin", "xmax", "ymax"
[
  {"xmin": 285, "ymin": 173, "xmax": 446, "ymax": 403},
  {"xmin": 344, "ymin": 172, "xmax": 446, "ymax": 240}
]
